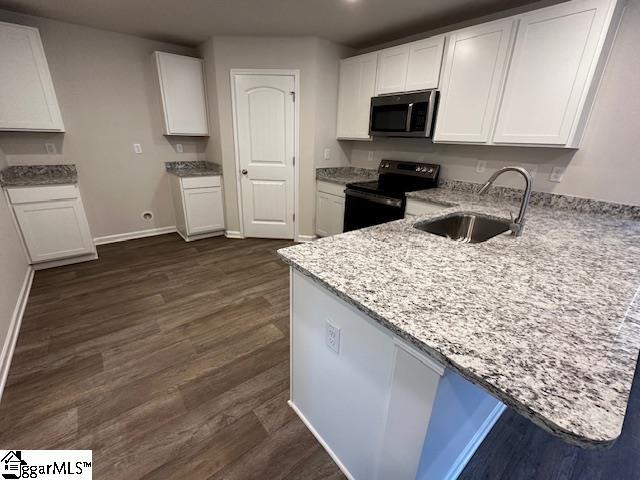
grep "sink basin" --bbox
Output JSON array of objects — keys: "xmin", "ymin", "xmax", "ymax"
[{"xmin": 414, "ymin": 213, "xmax": 511, "ymax": 243}]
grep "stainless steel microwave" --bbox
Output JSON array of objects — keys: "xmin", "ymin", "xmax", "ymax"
[{"xmin": 369, "ymin": 90, "xmax": 439, "ymax": 138}]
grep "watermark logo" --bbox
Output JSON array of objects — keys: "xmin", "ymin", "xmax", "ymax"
[{"xmin": 1, "ymin": 451, "xmax": 92, "ymax": 479}]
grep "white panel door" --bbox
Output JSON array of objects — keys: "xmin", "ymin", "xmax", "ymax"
[
  {"xmin": 183, "ymin": 187, "xmax": 225, "ymax": 235},
  {"xmin": 493, "ymin": 0, "xmax": 616, "ymax": 145},
  {"xmin": 434, "ymin": 19, "xmax": 515, "ymax": 143},
  {"xmin": 14, "ymin": 199, "xmax": 94, "ymax": 263},
  {"xmin": 0, "ymin": 21, "xmax": 64, "ymax": 131},
  {"xmin": 155, "ymin": 52, "xmax": 209, "ymax": 136},
  {"xmin": 316, "ymin": 191, "xmax": 345, "ymax": 237},
  {"xmin": 405, "ymin": 36, "xmax": 446, "ymax": 91},
  {"xmin": 376, "ymin": 45, "xmax": 410, "ymax": 95},
  {"xmin": 234, "ymin": 73, "xmax": 295, "ymax": 239},
  {"xmin": 336, "ymin": 53, "xmax": 378, "ymax": 139}
]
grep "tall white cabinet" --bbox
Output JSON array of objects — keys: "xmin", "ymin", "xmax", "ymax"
[
  {"xmin": 0, "ymin": 21, "xmax": 64, "ymax": 132},
  {"xmin": 492, "ymin": 0, "xmax": 619, "ymax": 146},
  {"xmin": 154, "ymin": 52, "xmax": 209, "ymax": 136},
  {"xmin": 433, "ymin": 19, "xmax": 516, "ymax": 144},
  {"xmin": 336, "ymin": 52, "xmax": 378, "ymax": 140}
]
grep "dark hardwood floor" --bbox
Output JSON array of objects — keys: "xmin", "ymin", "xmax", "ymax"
[
  {"xmin": 0, "ymin": 234, "xmax": 345, "ymax": 479},
  {"xmin": 2, "ymin": 233, "xmax": 639, "ymax": 479}
]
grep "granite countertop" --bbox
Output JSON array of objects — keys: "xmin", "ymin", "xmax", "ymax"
[
  {"xmin": 316, "ymin": 167, "xmax": 378, "ymax": 185},
  {"xmin": 165, "ymin": 161, "xmax": 222, "ymax": 178},
  {"xmin": 278, "ymin": 186, "xmax": 640, "ymax": 448},
  {"xmin": 0, "ymin": 165, "xmax": 78, "ymax": 187}
]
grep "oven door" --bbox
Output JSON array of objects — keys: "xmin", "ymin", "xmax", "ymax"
[
  {"xmin": 343, "ymin": 189, "xmax": 404, "ymax": 232},
  {"xmin": 369, "ymin": 90, "xmax": 438, "ymax": 138}
]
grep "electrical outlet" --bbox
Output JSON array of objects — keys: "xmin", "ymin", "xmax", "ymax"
[
  {"xmin": 549, "ymin": 166, "xmax": 566, "ymax": 183},
  {"xmin": 176, "ymin": 143, "xmax": 183, "ymax": 153},
  {"xmin": 133, "ymin": 143, "xmax": 143, "ymax": 154},
  {"xmin": 326, "ymin": 321, "xmax": 341, "ymax": 354},
  {"xmin": 476, "ymin": 160, "xmax": 487, "ymax": 173},
  {"xmin": 44, "ymin": 143, "xmax": 57, "ymax": 155},
  {"xmin": 323, "ymin": 148, "xmax": 331, "ymax": 161},
  {"xmin": 367, "ymin": 151, "xmax": 374, "ymax": 163}
]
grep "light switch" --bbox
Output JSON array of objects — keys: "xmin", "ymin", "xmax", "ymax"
[
  {"xmin": 176, "ymin": 143, "xmax": 183, "ymax": 153},
  {"xmin": 323, "ymin": 148, "xmax": 331, "ymax": 161},
  {"xmin": 133, "ymin": 143, "xmax": 143, "ymax": 154}
]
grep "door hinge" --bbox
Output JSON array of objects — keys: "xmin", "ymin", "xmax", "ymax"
[
  {"xmin": 292, "ymin": 156, "xmax": 295, "ymax": 166},
  {"xmin": 293, "ymin": 213, "xmax": 296, "ymax": 222},
  {"xmin": 290, "ymin": 91, "xmax": 296, "ymax": 102}
]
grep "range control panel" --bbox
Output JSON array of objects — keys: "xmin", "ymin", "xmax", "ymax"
[{"xmin": 378, "ymin": 159, "xmax": 440, "ymax": 179}]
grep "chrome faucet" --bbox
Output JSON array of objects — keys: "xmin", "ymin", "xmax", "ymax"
[{"xmin": 478, "ymin": 166, "xmax": 533, "ymax": 236}]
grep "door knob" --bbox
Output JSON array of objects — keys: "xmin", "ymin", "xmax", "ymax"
[{"xmin": 241, "ymin": 169, "xmax": 248, "ymax": 175}]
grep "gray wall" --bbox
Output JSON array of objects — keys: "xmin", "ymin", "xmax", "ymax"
[
  {"xmin": 350, "ymin": 0, "xmax": 640, "ymax": 206},
  {"xmin": 199, "ymin": 36, "xmax": 353, "ymax": 237},
  {"xmin": 0, "ymin": 148, "xmax": 30, "ymax": 377},
  {"xmin": 0, "ymin": 10, "xmax": 207, "ymax": 238}
]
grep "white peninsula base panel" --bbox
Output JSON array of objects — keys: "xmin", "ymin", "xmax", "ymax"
[{"xmin": 289, "ymin": 269, "xmax": 505, "ymax": 480}]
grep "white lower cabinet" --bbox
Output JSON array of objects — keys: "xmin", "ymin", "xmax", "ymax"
[
  {"xmin": 316, "ymin": 181, "xmax": 345, "ymax": 237},
  {"xmin": 6, "ymin": 184, "xmax": 95, "ymax": 265},
  {"xmin": 170, "ymin": 174, "xmax": 225, "ymax": 241}
]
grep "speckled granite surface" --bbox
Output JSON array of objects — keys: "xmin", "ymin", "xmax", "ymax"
[
  {"xmin": 279, "ymin": 188, "xmax": 640, "ymax": 448},
  {"xmin": 0, "ymin": 165, "xmax": 77, "ymax": 187},
  {"xmin": 410, "ymin": 179, "xmax": 640, "ymax": 221},
  {"xmin": 316, "ymin": 167, "xmax": 378, "ymax": 185},
  {"xmin": 165, "ymin": 161, "xmax": 222, "ymax": 177}
]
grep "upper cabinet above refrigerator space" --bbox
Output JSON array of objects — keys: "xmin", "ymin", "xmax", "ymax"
[
  {"xmin": 154, "ymin": 52, "xmax": 210, "ymax": 136},
  {"xmin": 0, "ymin": 21, "xmax": 65, "ymax": 132}
]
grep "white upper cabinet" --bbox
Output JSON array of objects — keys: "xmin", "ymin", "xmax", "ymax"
[
  {"xmin": 434, "ymin": 19, "xmax": 516, "ymax": 143},
  {"xmin": 493, "ymin": 0, "xmax": 619, "ymax": 146},
  {"xmin": 375, "ymin": 37, "xmax": 445, "ymax": 95},
  {"xmin": 405, "ymin": 37, "xmax": 446, "ymax": 91},
  {"xmin": 336, "ymin": 52, "xmax": 378, "ymax": 140},
  {"xmin": 155, "ymin": 52, "xmax": 209, "ymax": 136},
  {"xmin": 0, "ymin": 21, "xmax": 64, "ymax": 132}
]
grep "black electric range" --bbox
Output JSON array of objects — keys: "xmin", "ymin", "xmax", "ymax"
[{"xmin": 343, "ymin": 160, "xmax": 440, "ymax": 232}]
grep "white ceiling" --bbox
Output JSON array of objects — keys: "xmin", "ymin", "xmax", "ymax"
[{"xmin": 0, "ymin": 0, "xmax": 548, "ymax": 48}]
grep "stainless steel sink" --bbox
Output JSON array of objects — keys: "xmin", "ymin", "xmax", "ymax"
[{"xmin": 414, "ymin": 213, "xmax": 511, "ymax": 243}]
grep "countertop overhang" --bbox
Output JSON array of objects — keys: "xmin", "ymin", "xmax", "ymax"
[{"xmin": 279, "ymin": 189, "xmax": 640, "ymax": 448}]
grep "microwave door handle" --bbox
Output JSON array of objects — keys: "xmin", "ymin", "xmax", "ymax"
[{"xmin": 405, "ymin": 103, "xmax": 414, "ymax": 132}]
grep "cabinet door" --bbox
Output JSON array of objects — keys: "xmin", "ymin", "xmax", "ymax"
[
  {"xmin": 0, "ymin": 21, "xmax": 64, "ymax": 131},
  {"xmin": 316, "ymin": 192, "xmax": 345, "ymax": 237},
  {"xmin": 155, "ymin": 52, "xmax": 209, "ymax": 136},
  {"xmin": 336, "ymin": 52, "xmax": 378, "ymax": 140},
  {"xmin": 405, "ymin": 36, "xmax": 445, "ymax": 91},
  {"xmin": 434, "ymin": 19, "xmax": 515, "ymax": 143},
  {"xmin": 183, "ymin": 187, "xmax": 225, "ymax": 235},
  {"xmin": 14, "ymin": 199, "xmax": 94, "ymax": 263},
  {"xmin": 493, "ymin": 0, "xmax": 616, "ymax": 145},
  {"xmin": 375, "ymin": 45, "xmax": 410, "ymax": 95}
]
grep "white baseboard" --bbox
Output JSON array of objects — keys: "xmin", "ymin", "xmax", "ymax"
[
  {"xmin": 32, "ymin": 253, "xmax": 98, "ymax": 270},
  {"xmin": 296, "ymin": 234, "xmax": 317, "ymax": 243},
  {"xmin": 178, "ymin": 230, "xmax": 225, "ymax": 242},
  {"xmin": 0, "ymin": 267, "xmax": 34, "ymax": 403},
  {"xmin": 288, "ymin": 400, "xmax": 355, "ymax": 480},
  {"xmin": 224, "ymin": 230, "xmax": 244, "ymax": 239},
  {"xmin": 443, "ymin": 403, "xmax": 507, "ymax": 480},
  {"xmin": 93, "ymin": 226, "xmax": 177, "ymax": 245}
]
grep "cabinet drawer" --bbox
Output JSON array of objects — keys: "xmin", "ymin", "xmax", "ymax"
[
  {"xmin": 181, "ymin": 176, "xmax": 221, "ymax": 189},
  {"xmin": 7, "ymin": 185, "xmax": 79, "ymax": 204},
  {"xmin": 316, "ymin": 181, "xmax": 346, "ymax": 198}
]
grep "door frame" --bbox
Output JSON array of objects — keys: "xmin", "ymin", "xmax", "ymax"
[{"xmin": 230, "ymin": 68, "xmax": 301, "ymax": 241}]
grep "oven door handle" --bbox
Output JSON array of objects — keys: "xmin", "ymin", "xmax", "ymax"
[
  {"xmin": 405, "ymin": 102, "xmax": 414, "ymax": 132},
  {"xmin": 345, "ymin": 189, "xmax": 403, "ymax": 208}
]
